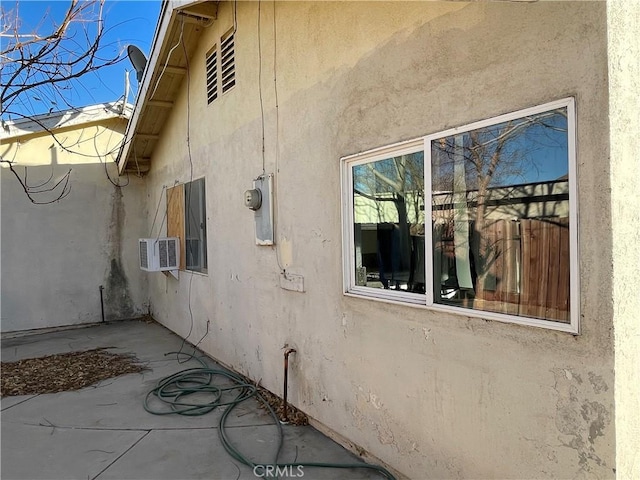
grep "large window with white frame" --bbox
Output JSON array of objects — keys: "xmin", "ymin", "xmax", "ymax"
[{"xmin": 342, "ymin": 98, "xmax": 578, "ymax": 333}]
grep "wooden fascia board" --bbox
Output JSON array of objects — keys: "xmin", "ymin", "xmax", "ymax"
[{"xmin": 176, "ymin": 1, "xmax": 218, "ymax": 20}]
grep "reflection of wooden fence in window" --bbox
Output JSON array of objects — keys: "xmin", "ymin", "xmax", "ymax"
[
  {"xmin": 477, "ymin": 218, "xmax": 570, "ymax": 323},
  {"xmin": 521, "ymin": 218, "xmax": 570, "ymax": 322},
  {"xmin": 438, "ymin": 218, "xmax": 570, "ymax": 323}
]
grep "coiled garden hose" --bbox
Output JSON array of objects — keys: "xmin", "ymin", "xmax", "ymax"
[{"xmin": 144, "ymin": 353, "xmax": 396, "ymax": 479}]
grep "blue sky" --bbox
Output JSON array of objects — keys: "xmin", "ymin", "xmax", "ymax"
[{"xmin": 2, "ymin": 0, "xmax": 161, "ymax": 118}]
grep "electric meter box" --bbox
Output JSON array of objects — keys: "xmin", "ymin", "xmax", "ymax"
[{"xmin": 253, "ymin": 174, "xmax": 274, "ymax": 245}]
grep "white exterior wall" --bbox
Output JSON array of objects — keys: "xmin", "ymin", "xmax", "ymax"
[
  {"xmin": 145, "ymin": 2, "xmax": 615, "ymax": 478},
  {"xmin": 1, "ymin": 117, "xmax": 148, "ymax": 332},
  {"xmin": 608, "ymin": 0, "xmax": 640, "ymax": 477}
]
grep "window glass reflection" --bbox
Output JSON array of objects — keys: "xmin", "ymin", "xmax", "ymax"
[
  {"xmin": 352, "ymin": 152, "xmax": 425, "ymax": 292},
  {"xmin": 431, "ymin": 107, "xmax": 570, "ymax": 322}
]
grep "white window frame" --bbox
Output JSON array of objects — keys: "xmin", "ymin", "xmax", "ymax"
[{"xmin": 341, "ymin": 98, "xmax": 579, "ymax": 334}]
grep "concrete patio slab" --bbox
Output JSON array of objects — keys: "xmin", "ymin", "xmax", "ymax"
[
  {"xmin": 1, "ymin": 320, "xmax": 393, "ymax": 480},
  {"xmin": 2, "ymin": 421, "xmax": 146, "ymax": 480}
]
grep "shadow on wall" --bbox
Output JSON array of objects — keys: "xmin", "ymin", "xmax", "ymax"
[
  {"xmin": 104, "ymin": 185, "xmax": 135, "ymax": 320},
  {"xmin": 1, "ymin": 163, "xmax": 144, "ymax": 331}
]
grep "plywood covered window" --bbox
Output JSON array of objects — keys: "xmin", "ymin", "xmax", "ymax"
[
  {"xmin": 167, "ymin": 184, "xmax": 185, "ymax": 270},
  {"xmin": 342, "ymin": 98, "xmax": 579, "ymax": 333},
  {"xmin": 167, "ymin": 178, "xmax": 208, "ymax": 274}
]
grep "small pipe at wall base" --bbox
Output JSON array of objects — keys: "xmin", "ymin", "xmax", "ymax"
[
  {"xmin": 283, "ymin": 348, "xmax": 296, "ymax": 423},
  {"xmin": 99, "ymin": 285, "xmax": 105, "ymax": 323}
]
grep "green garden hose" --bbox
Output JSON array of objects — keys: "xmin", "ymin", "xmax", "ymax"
[{"xmin": 144, "ymin": 353, "xmax": 396, "ymax": 479}]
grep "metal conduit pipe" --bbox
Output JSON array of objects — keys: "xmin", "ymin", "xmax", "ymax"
[
  {"xmin": 283, "ymin": 348, "xmax": 296, "ymax": 423},
  {"xmin": 99, "ymin": 285, "xmax": 105, "ymax": 323}
]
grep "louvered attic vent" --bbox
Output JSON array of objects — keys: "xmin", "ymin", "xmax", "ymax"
[
  {"xmin": 220, "ymin": 30, "xmax": 235, "ymax": 93},
  {"xmin": 206, "ymin": 46, "xmax": 218, "ymax": 104}
]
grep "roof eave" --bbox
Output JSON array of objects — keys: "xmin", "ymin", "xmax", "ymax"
[
  {"xmin": 117, "ymin": 1, "xmax": 216, "ymax": 176},
  {"xmin": 1, "ymin": 102, "xmax": 133, "ymax": 141}
]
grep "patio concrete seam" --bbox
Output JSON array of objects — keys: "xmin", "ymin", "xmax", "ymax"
[
  {"xmin": 8, "ymin": 421, "xmax": 220, "ymax": 432},
  {"xmin": 16, "ymin": 422, "xmax": 154, "ymax": 433},
  {"xmin": 56, "ymin": 426, "xmax": 220, "ymax": 432},
  {"xmin": 0, "ymin": 394, "xmax": 40, "ymax": 411},
  {"xmin": 91, "ymin": 429, "xmax": 151, "ymax": 480}
]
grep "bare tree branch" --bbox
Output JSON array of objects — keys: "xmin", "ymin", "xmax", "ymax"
[
  {"xmin": 1, "ymin": 159, "xmax": 71, "ymax": 204},
  {"xmin": 1, "ymin": 1, "xmax": 123, "ymax": 114},
  {"xmin": 1, "ymin": 0, "xmax": 128, "ymax": 203}
]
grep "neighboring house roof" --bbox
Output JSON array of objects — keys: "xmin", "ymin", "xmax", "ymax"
[
  {"xmin": 117, "ymin": 0, "xmax": 217, "ymax": 176},
  {"xmin": 1, "ymin": 102, "xmax": 133, "ymax": 142}
]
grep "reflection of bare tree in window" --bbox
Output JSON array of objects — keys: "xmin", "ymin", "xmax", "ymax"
[{"xmin": 432, "ymin": 109, "xmax": 568, "ymax": 311}]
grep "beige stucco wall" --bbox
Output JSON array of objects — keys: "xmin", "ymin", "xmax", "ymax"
[
  {"xmin": 608, "ymin": 0, "xmax": 640, "ymax": 477},
  {"xmin": 1, "ymin": 116, "xmax": 148, "ymax": 331},
  {"xmin": 145, "ymin": 2, "xmax": 615, "ymax": 478}
]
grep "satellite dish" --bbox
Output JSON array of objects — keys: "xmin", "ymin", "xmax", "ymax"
[{"xmin": 127, "ymin": 45, "xmax": 148, "ymax": 82}]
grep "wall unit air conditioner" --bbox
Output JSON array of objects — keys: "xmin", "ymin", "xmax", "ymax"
[{"xmin": 139, "ymin": 237, "xmax": 179, "ymax": 272}]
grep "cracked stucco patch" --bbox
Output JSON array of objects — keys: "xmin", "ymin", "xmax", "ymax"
[
  {"xmin": 351, "ymin": 384, "xmax": 422, "ymax": 455},
  {"xmin": 588, "ymin": 372, "xmax": 609, "ymax": 394},
  {"xmin": 551, "ymin": 368, "xmax": 612, "ymax": 475}
]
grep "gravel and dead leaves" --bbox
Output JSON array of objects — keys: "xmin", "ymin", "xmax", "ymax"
[
  {"xmin": 1, "ymin": 347, "xmax": 148, "ymax": 397},
  {"xmin": 257, "ymin": 385, "xmax": 309, "ymax": 426}
]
